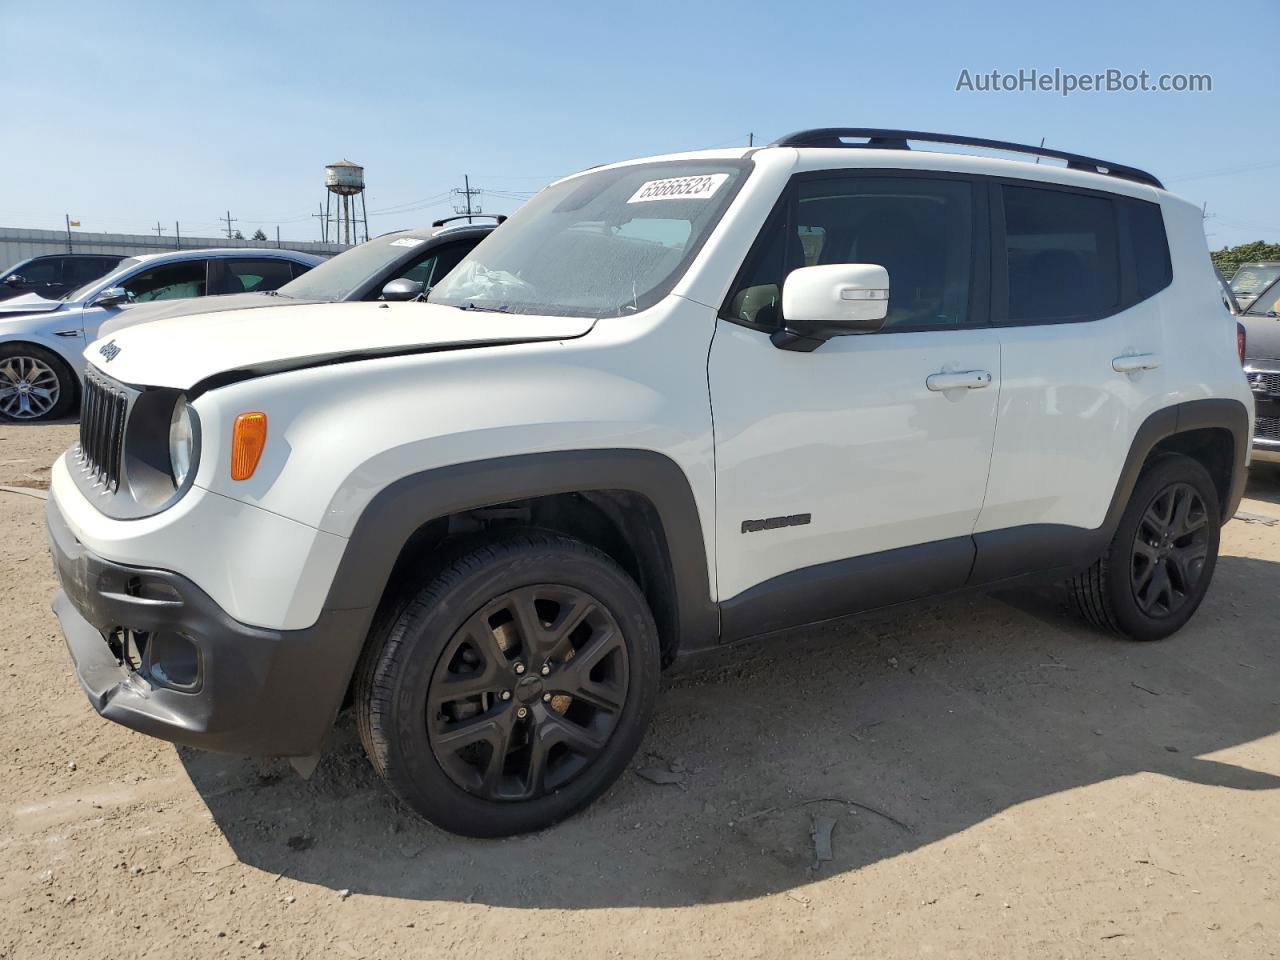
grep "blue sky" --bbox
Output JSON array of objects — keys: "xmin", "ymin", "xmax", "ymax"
[{"xmin": 3, "ymin": 0, "xmax": 1276, "ymax": 249}]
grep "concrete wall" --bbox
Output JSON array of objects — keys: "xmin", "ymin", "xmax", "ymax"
[{"xmin": 0, "ymin": 226, "xmax": 349, "ymax": 272}]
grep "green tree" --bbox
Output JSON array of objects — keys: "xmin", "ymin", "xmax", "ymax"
[
  {"xmin": 1210, "ymin": 240, "xmax": 1280, "ymax": 279},
  {"xmin": 232, "ymin": 229, "xmax": 245, "ymax": 240},
  {"xmin": 251, "ymin": 228, "xmax": 267, "ymax": 241}
]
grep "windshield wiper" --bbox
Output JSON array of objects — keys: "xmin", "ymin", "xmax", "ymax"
[{"xmin": 456, "ymin": 301, "xmax": 512, "ymax": 313}]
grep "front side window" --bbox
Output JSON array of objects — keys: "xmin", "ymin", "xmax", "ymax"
[
  {"xmin": 15, "ymin": 259, "xmax": 60, "ymax": 283},
  {"xmin": 725, "ymin": 175, "xmax": 975, "ymax": 331},
  {"xmin": 430, "ymin": 160, "xmax": 749, "ymax": 317},
  {"xmin": 391, "ymin": 241, "xmax": 473, "ymax": 293},
  {"xmin": 1003, "ymin": 184, "xmax": 1120, "ymax": 322},
  {"xmin": 123, "ymin": 260, "xmax": 208, "ymax": 302},
  {"xmin": 279, "ymin": 233, "xmax": 443, "ymax": 301}
]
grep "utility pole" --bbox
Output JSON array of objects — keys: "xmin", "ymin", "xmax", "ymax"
[
  {"xmin": 64, "ymin": 214, "xmax": 74, "ymax": 253},
  {"xmin": 313, "ymin": 203, "xmax": 327, "ymax": 243},
  {"xmin": 174, "ymin": 221, "xmax": 181, "ymax": 249},
  {"xmin": 153, "ymin": 221, "xmax": 167, "ymax": 243},
  {"xmin": 452, "ymin": 175, "xmax": 482, "ymax": 224},
  {"xmin": 219, "ymin": 210, "xmax": 237, "ymax": 240},
  {"xmin": 748, "ymin": 132, "xmax": 753, "ymax": 146},
  {"xmin": 276, "ymin": 225, "xmax": 281, "ymax": 249}
]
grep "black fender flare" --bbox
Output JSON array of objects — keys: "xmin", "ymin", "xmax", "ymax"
[
  {"xmin": 321, "ymin": 448, "xmax": 719, "ymax": 656},
  {"xmin": 969, "ymin": 397, "xmax": 1251, "ymax": 584}
]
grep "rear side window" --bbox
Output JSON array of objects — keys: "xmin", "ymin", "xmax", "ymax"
[
  {"xmin": 1127, "ymin": 200, "xmax": 1172, "ymax": 299},
  {"xmin": 215, "ymin": 258, "xmax": 296, "ymax": 294},
  {"xmin": 65, "ymin": 257, "xmax": 114, "ymax": 286},
  {"xmin": 1002, "ymin": 185, "xmax": 1120, "ymax": 323}
]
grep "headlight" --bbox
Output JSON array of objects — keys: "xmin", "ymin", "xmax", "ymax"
[{"xmin": 168, "ymin": 395, "xmax": 195, "ymax": 487}]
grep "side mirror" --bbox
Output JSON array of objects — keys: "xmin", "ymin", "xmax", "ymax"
[
  {"xmin": 92, "ymin": 286, "xmax": 133, "ymax": 308},
  {"xmin": 381, "ymin": 278, "xmax": 425, "ymax": 301},
  {"xmin": 3, "ymin": 274, "xmax": 23, "ymax": 287},
  {"xmin": 772, "ymin": 264, "xmax": 889, "ymax": 351}
]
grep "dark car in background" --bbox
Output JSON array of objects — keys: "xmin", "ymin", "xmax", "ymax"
[
  {"xmin": 1239, "ymin": 275, "xmax": 1280, "ymax": 466},
  {"xmin": 96, "ymin": 216, "xmax": 503, "ymax": 338},
  {"xmin": 0, "ymin": 254, "xmax": 125, "ymax": 302}
]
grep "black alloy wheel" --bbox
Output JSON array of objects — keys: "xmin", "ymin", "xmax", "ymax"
[
  {"xmin": 1129, "ymin": 481, "xmax": 1210, "ymax": 618},
  {"xmin": 355, "ymin": 532, "xmax": 660, "ymax": 837},
  {"xmin": 427, "ymin": 584, "xmax": 629, "ymax": 801}
]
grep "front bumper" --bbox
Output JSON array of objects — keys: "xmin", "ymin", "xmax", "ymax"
[{"xmin": 48, "ymin": 494, "xmax": 369, "ymax": 756}]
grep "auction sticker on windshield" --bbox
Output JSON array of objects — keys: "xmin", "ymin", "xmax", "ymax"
[
  {"xmin": 628, "ymin": 173, "xmax": 729, "ymax": 203},
  {"xmin": 390, "ymin": 237, "xmax": 426, "ymax": 247}
]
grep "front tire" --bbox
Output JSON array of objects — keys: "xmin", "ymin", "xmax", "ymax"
[
  {"xmin": 0, "ymin": 343, "xmax": 76, "ymax": 422},
  {"xmin": 1071, "ymin": 454, "xmax": 1221, "ymax": 641},
  {"xmin": 355, "ymin": 532, "xmax": 660, "ymax": 837}
]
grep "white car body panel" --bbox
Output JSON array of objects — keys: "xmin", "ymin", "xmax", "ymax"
[
  {"xmin": 49, "ymin": 454, "xmax": 347, "ymax": 630},
  {"xmin": 51, "ymin": 144, "xmax": 1252, "ymax": 635},
  {"xmin": 92, "ymin": 300, "xmax": 596, "ymax": 390},
  {"xmin": 710, "ymin": 322, "xmax": 1001, "ymax": 599}
]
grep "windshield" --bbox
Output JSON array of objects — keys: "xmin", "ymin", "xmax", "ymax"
[
  {"xmin": 1245, "ymin": 276, "xmax": 1280, "ymax": 316},
  {"xmin": 276, "ymin": 233, "xmax": 428, "ymax": 301},
  {"xmin": 1229, "ymin": 262, "xmax": 1280, "ymax": 305},
  {"xmin": 429, "ymin": 159, "xmax": 749, "ymax": 317},
  {"xmin": 64, "ymin": 257, "xmax": 140, "ymax": 301}
]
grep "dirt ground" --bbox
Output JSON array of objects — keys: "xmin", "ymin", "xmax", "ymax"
[{"xmin": 0, "ymin": 422, "xmax": 1277, "ymax": 959}]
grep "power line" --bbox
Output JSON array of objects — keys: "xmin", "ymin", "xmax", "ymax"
[{"xmin": 219, "ymin": 210, "xmax": 237, "ymax": 239}]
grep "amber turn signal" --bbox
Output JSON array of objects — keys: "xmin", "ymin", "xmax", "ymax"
[{"xmin": 230, "ymin": 412, "xmax": 268, "ymax": 481}]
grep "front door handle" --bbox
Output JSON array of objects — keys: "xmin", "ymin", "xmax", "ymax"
[
  {"xmin": 1112, "ymin": 352, "xmax": 1161, "ymax": 373},
  {"xmin": 926, "ymin": 369, "xmax": 993, "ymax": 392}
]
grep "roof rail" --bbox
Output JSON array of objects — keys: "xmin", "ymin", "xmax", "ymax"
[
  {"xmin": 431, "ymin": 214, "xmax": 508, "ymax": 228},
  {"xmin": 770, "ymin": 128, "xmax": 1163, "ymax": 189}
]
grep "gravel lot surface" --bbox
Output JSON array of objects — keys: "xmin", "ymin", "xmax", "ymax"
[{"xmin": 2, "ymin": 422, "xmax": 1278, "ymax": 959}]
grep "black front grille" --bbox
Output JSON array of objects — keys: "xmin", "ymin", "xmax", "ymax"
[
  {"xmin": 77, "ymin": 372, "xmax": 128, "ymax": 493},
  {"xmin": 1257, "ymin": 416, "xmax": 1280, "ymax": 442},
  {"xmin": 1248, "ymin": 371, "xmax": 1280, "ymax": 398}
]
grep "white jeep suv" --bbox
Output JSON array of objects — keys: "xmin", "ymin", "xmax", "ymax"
[{"xmin": 47, "ymin": 129, "xmax": 1252, "ymax": 837}]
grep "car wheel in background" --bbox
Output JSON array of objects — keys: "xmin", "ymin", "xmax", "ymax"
[{"xmin": 0, "ymin": 344, "xmax": 77, "ymax": 422}]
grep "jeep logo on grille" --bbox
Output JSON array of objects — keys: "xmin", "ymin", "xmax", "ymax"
[{"xmin": 98, "ymin": 340, "xmax": 121, "ymax": 362}]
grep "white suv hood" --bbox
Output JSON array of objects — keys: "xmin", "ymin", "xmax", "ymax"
[{"xmin": 86, "ymin": 300, "xmax": 596, "ymax": 390}]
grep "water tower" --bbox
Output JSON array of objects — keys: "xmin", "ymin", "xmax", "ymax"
[{"xmin": 323, "ymin": 160, "xmax": 369, "ymax": 246}]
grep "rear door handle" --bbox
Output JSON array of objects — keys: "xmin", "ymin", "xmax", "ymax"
[
  {"xmin": 1112, "ymin": 353, "xmax": 1161, "ymax": 373},
  {"xmin": 926, "ymin": 369, "xmax": 993, "ymax": 392}
]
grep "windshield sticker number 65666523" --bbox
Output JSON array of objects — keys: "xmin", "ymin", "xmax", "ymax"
[{"xmin": 627, "ymin": 173, "xmax": 729, "ymax": 204}]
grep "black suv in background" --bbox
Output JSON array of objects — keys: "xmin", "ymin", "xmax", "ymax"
[{"xmin": 0, "ymin": 254, "xmax": 124, "ymax": 301}]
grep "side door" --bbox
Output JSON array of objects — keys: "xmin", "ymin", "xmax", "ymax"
[
  {"xmin": 709, "ymin": 170, "xmax": 1001, "ymax": 639},
  {"xmin": 971, "ymin": 181, "xmax": 1171, "ymax": 581}
]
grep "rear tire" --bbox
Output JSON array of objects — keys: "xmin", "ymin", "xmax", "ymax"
[
  {"xmin": 1071, "ymin": 454, "xmax": 1220, "ymax": 641},
  {"xmin": 355, "ymin": 531, "xmax": 660, "ymax": 837},
  {"xmin": 0, "ymin": 343, "xmax": 76, "ymax": 422}
]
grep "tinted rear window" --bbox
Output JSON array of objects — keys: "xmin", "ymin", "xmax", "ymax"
[
  {"xmin": 1003, "ymin": 184, "xmax": 1120, "ymax": 322},
  {"xmin": 1128, "ymin": 199, "xmax": 1172, "ymax": 300}
]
